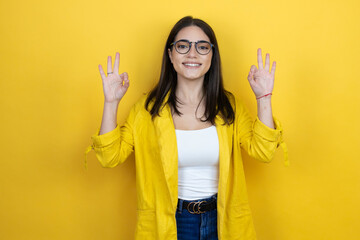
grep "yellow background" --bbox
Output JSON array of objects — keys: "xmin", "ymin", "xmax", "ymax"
[{"xmin": 1, "ymin": 0, "xmax": 359, "ymax": 239}]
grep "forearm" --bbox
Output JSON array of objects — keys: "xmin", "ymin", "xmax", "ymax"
[
  {"xmin": 256, "ymin": 95, "xmax": 274, "ymax": 129},
  {"xmin": 99, "ymin": 101, "xmax": 120, "ymax": 135}
]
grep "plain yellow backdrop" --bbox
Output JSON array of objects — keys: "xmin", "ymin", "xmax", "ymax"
[{"xmin": 1, "ymin": 0, "xmax": 359, "ymax": 239}]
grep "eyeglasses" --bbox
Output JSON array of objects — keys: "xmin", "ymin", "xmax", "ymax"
[{"xmin": 170, "ymin": 39, "xmax": 214, "ymax": 55}]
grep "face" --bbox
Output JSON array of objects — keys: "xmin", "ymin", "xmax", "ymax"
[{"xmin": 168, "ymin": 26, "xmax": 213, "ymax": 82}]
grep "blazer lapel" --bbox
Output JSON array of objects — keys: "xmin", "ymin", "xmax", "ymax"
[
  {"xmin": 215, "ymin": 115, "xmax": 232, "ymax": 210},
  {"xmin": 153, "ymin": 95, "xmax": 179, "ymax": 211}
]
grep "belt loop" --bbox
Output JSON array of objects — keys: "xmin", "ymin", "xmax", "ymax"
[
  {"xmin": 212, "ymin": 193, "xmax": 217, "ymax": 200},
  {"xmin": 177, "ymin": 199, "xmax": 183, "ymax": 214}
]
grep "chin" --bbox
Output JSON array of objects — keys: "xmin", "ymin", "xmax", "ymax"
[{"xmin": 181, "ymin": 74, "xmax": 205, "ymax": 81}]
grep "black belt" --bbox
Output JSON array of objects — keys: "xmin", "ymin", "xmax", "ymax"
[{"xmin": 178, "ymin": 198, "xmax": 217, "ymax": 214}]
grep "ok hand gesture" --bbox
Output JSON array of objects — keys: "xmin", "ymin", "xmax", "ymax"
[
  {"xmin": 98, "ymin": 52, "xmax": 130, "ymax": 104},
  {"xmin": 247, "ymin": 48, "xmax": 276, "ymax": 99}
]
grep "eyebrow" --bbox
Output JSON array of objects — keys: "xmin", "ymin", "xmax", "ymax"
[{"xmin": 176, "ymin": 39, "xmax": 210, "ymax": 43}]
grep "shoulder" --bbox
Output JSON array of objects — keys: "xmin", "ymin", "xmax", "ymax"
[
  {"xmin": 224, "ymin": 91, "xmax": 243, "ymax": 110},
  {"xmin": 225, "ymin": 91, "xmax": 235, "ymax": 106},
  {"xmin": 132, "ymin": 93, "xmax": 150, "ymax": 110},
  {"xmin": 224, "ymin": 91, "xmax": 248, "ymax": 117},
  {"xmin": 124, "ymin": 93, "xmax": 151, "ymax": 124}
]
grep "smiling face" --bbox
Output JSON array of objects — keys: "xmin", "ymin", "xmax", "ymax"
[{"xmin": 168, "ymin": 26, "xmax": 213, "ymax": 83}]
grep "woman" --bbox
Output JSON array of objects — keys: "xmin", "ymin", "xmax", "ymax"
[{"xmin": 86, "ymin": 16, "xmax": 287, "ymax": 240}]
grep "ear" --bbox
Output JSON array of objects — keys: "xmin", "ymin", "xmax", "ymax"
[{"xmin": 168, "ymin": 48, "xmax": 173, "ymax": 64}]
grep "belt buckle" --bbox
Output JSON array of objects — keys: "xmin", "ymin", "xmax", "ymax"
[{"xmin": 187, "ymin": 200, "xmax": 207, "ymax": 214}]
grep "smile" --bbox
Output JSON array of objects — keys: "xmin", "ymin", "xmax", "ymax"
[{"xmin": 183, "ymin": 63, "xmax": 202, "ymax": 67}]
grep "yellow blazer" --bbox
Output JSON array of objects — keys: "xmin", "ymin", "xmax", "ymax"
[{"xmin": 86, "ymin": 93, "xmax": 288, "ymax": 240}]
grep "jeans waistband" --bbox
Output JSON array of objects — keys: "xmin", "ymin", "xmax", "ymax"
[{"xmin": 177, "ymin": 193, "xmax": 217, "ymax": 213}]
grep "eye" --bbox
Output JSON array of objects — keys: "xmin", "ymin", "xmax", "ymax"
[
  {"xmin": 177, "ymin": 44, "xmax": 189, "ymax": 49},
  {"xmin": 198, "ymin": 45, "xmax": 209, "ymax": 50},
  {"xmin": 175, "ymin": 40, "xmax": 190, "ymax": 51},
  {"xmin": 197, "ymin": 42, "xmax": 211, "ymax": 51}
]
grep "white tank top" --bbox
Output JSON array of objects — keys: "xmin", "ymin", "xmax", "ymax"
[{"xmin": 175, "ymin": 125, "xmax": 219, "ymax": 200}]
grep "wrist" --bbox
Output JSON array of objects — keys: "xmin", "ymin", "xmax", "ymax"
[
  {"xmin": 256, "ymin": 93, "xmax": 272, "ymax": 100},
  {"xmin": 104, "ymin": 99, "xmax": 120, "ymax": 106},
  {"xmin": 104, "ymin": 101, "xmax": 119, "ymax": 112},
  {"xmin": 256, "ymin": 95, "xmax": 272, "ymax": 107}
]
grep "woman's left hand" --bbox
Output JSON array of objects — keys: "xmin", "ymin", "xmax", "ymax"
[{"xmin": 247, "ymin": 48, "xmax": 276, "ymax": 98}]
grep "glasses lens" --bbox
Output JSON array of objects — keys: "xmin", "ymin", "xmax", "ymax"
[
  {"xmin": 196, "ymin": 41, "xmax": 212, "ymax": 55},
  {"xmin": 175, "ymin": 40, "xmax": 190, "ymax": 54}
]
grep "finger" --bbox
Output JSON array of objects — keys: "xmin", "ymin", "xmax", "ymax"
[
  {"xmin": 98, "ymin": 64, "xmax": 106, "ymax": 81},
  {"xmin": 247, "ymin": 71, "xmax": 253, "ymax": 82},
  {"xmin": 257, "ymin": 48, "xmax": 263, "ymax": 69},
  {"xmin": 107, "ymin": 56, "xmax": 112, "ymax": 75},
  {"xmin": 123, "ymin": 72, "xmax": 130, "ymax": 88},
  {"xmin": 250, "ymin": 65, "xmax": 257, "ymax": 75},
  {"xmin": 247, "ymin": 71, "xmax": 256, "ymax": 87},
  {"xmin": 271, "ymin": 61, "xmax": 276, "ymax": 78},
  {"xmin": 114, "ymin": 52, "xmax": 120, "ymax": 74},
  {"xmin": 265, "ymin": 53, "xmax": 270, "ymax": 72},
  {"xmin": 119, "ymin": 73, "xmax": 124, "ymax": 85}
]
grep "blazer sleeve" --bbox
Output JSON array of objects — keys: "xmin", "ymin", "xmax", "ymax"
[
  {"xmin": 85, "ymin": 104, "xmax": 136, "ymax": 168},
  {"xmin": 234, "ymin": 97, "xmax": 288, "ymax": 166}
]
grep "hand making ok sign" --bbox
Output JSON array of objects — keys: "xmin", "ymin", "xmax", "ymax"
[
  {"xmin": 98, "ymin": 52, "xmax": 130, "ymax": 104},
  {"xmin": 247, "ymin": 48, "xmax": 276, "ymax": 99}
]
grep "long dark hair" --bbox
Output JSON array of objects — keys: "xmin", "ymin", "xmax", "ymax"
[{"xmin": 145, "ymin": 16, "xmax": 234, "ymax": 125}]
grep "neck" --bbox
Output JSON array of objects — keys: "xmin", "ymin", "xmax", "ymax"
[{"xmin": 175, "ymin": 76, "xmax": 204, "ymax": 104}]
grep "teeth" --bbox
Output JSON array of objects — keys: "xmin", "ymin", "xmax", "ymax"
[{"xmin": 184, "ymin": 63, "xmax": 201, "ymax": 67}]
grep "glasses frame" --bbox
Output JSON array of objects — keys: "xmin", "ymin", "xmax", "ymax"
[{"xmin": 170, "ymin": 39, "xmax": 214, "ymax": 55}]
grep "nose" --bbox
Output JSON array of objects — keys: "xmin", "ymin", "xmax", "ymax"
[{"xmin": 187, "ymin": 43, "xmax": 198, "ymax": 57}]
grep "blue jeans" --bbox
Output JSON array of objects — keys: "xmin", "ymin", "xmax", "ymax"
[{"xmin": 175, "ymin": 194, "xmax": 218, "ymax": 240}]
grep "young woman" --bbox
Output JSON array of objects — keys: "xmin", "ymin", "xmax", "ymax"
[{"xmin": 87, "ymin": 16, "xmax": 287, "ymax": 240}]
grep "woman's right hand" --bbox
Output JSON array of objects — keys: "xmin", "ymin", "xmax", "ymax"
[{"xmin": 98, "ymin": 52, "xmax": 129, "ymax": 104}]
